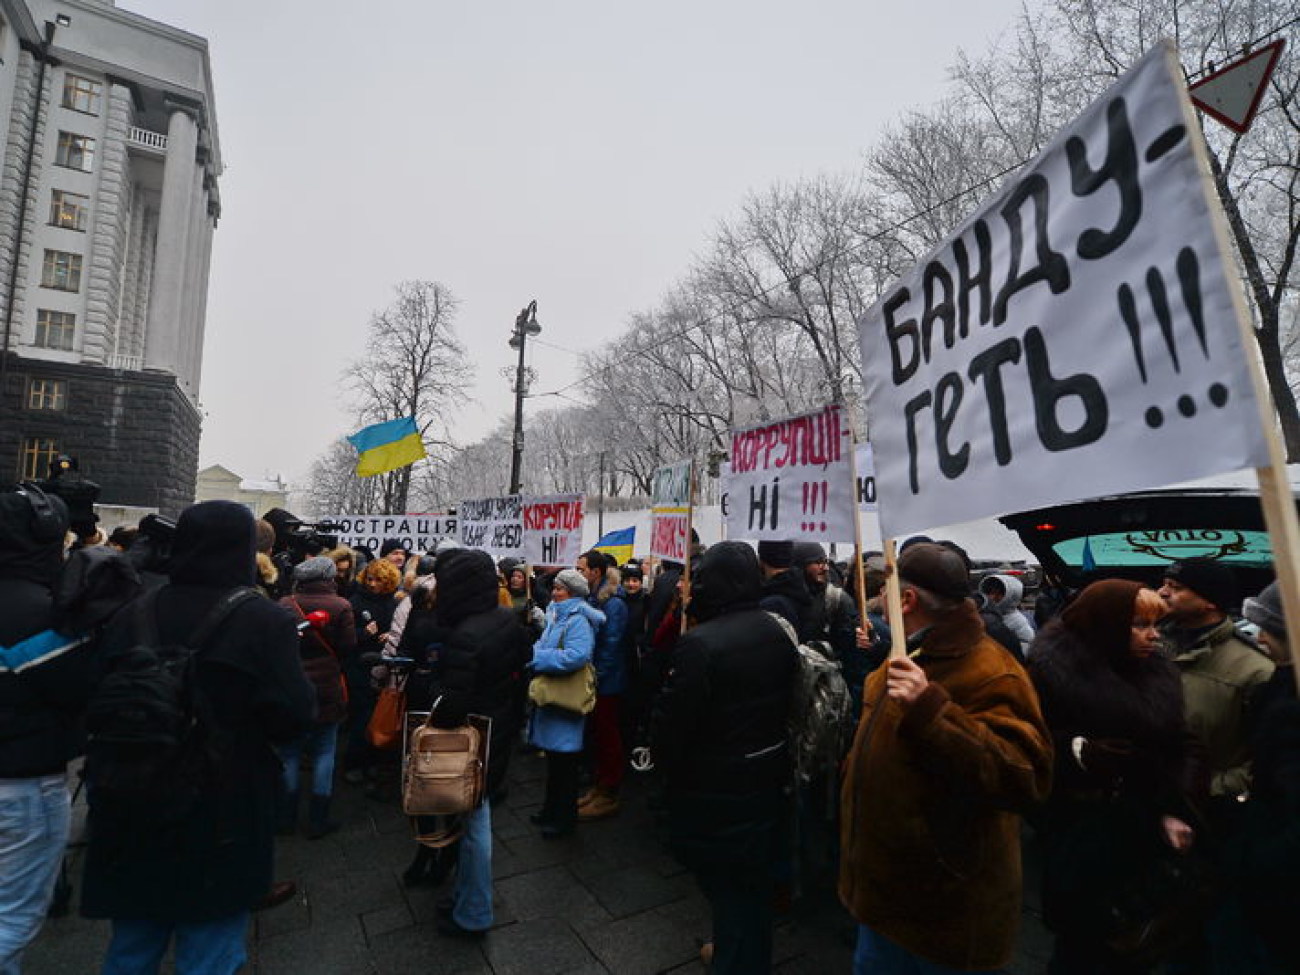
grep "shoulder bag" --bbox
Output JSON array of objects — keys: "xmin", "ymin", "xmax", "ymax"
[{"xmin": 527, "ymin": 618, "xmax": 596, "ymax": 714}]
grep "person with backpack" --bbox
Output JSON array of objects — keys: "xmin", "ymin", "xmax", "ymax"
[
  {"xmin": 81, "ymin": 500, "xmax": 315, "ymax": 975},
  {"xmin": 277, "ymin": 556, "xmax": 355, "ymax": 839},
  {"xmin": 651, "ymin": 541, "xmax": 797, "ymax": 975}
]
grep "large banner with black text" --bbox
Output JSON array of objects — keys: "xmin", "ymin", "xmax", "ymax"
[
  {"xmin": 858, "ymin": 43, "xmax": 1269, "ymax": 539},
  {"xmin": 320, "ymin": 514, "xmax": 457, "ymax": 555}
]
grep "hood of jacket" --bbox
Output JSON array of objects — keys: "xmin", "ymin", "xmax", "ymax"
[
  {"xmin": 434, "ymin": 548, "xmax": 500, "ymax": 626},
  {"xmin": 691, "ymin": 541, "xmax": 762, "ymax": 622},
  {"xmin": 979, "ymin": 573, "xmax": 1025, "ymax": 615},
  {"xmin": 169, "ymin": 501, "xmax": 257, "ymax": 589},
  {"xmin": 761, "ymin": 567, "xmax": 812, "ymax": 608},
  {"xmin": 591, "ymin": 566, "xmax": 623, "ymax": 606},
  {"xmin": 0, "ymin": 488, "xmax": 69, "ymax": 587}
]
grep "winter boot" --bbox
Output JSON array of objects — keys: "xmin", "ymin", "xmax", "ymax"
[
  {"xmin": 305, "ymin": 794, "xmax": 340, "ymax": 840},
  {"xmin": 275, "ymin": 789, "xmax": 299, "ymax": 836}
]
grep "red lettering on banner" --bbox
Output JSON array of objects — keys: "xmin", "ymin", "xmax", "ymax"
[
  {"xmin": 650, "ymin": 515, "xmax": 688, "ymax": 562},
  {"xmin": 730, "ymin": 405, "xmax": 844, "ymax": 474},
  {"xmin": 523, "ymin": 501, "xmax": 582, "ymax": 532}
]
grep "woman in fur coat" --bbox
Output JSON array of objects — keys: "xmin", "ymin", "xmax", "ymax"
[{"xmin": 1029, "ymin": 579, "xmax": 1198, "ymax": 974}]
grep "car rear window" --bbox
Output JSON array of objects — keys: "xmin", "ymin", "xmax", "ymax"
[{"xmin": 1052, "ymin": 529, "xmax": 1274, "ymax": 570}]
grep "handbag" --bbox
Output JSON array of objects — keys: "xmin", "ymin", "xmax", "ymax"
[
  {"xmin": 367, "ymin": 678, "xmax": 407, "ymax": 750},
  {"xmin": 527, "ymin": 618, "xmax": 596, "ymax": 715},
  {"xmin": 529, "ymin": 664, "xmax": 596, "ymax": 714},
  {"xmin": 402, "ymin": 697, "xmax": 490, "ymax": 819}
]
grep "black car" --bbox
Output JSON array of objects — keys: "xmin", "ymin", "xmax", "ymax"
[{"xmin": 999, "ymin": 487, "xmax": 1280, "ymax": 599}]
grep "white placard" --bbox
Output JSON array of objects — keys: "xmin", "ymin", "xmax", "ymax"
[
  {"xmin": 649, "ymin": 461, "xmax": 693, "ymax": 562},
  {"xmin": 523, "ymin": 494, "xmax": 586, "ymax": 567},
  {"xmin": 855, "ymin": 444, "xmax": 877, "ymax": 514},
  {"xmin": 720, "ymin": 404, "xmax": 857, "ymax": 542},
  {"xmin": 857, "ymin": 43, "xmax": 1269, "ymax": 540},
  {"xmin": 458, "ymin": 495, "xmax": 523, "ymax": 560},
  {"xmin": 318, "ymin": 513, "xmax": 457, "ymax": 555}
]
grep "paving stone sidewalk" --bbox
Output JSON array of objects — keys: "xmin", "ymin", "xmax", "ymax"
[{"xmin": 25, "ymin": 749, "xmax": 1052, "ymax": 973}]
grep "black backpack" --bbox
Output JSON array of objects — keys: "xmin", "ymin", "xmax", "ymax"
[{"xmin": 84, "ymin": 586, "xmax": 259, "ymax": 821}]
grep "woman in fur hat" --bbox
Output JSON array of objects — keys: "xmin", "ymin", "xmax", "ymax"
[{"xmin": 1029, "ymin": 579, "xmax": 1199, "ymax": 974}]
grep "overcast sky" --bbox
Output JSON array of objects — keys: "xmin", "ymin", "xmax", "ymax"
[{"xmin": 120, "ymin": 0, "xmax": 1026, "ymax": 487}]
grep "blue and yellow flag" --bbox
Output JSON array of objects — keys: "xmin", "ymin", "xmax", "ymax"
[
  {"xmin": 346, "ymin": 416, "xmax": 426, "ymax": 477},
  {"xmin": 594, "ymin": 526, "xmax": 635, "ymax": 566}
]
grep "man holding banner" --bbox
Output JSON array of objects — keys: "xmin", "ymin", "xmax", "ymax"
[{"xmin": 839, "ymin": 543, "xmax": 1051, "ymax": 972}]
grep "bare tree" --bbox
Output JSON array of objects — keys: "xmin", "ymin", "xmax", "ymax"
[
  {"xmin": 300, "ymin": 438, "xmax": 382, "ymax": 517},
  {"xmin": 927, "ymin": 0, "xmax": 1300, "ymax": 454},
  {"xmin": 347, "ymin": 281, "xmax": 473, "ymax": 512}
]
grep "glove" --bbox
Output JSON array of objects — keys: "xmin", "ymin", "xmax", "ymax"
[{"xmin": 1075, "ymin": 736, "xmax": 1138, "ymax": 780}]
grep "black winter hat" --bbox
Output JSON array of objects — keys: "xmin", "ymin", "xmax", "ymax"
[
  {"xmin": 380, "ymin": 538, "xmax": 407, "ymax": 558},
  {"xmin": 1243, "ymin": 581, "xmax": 1285, "ymax": 639},
  {"xmin": 897, "ymin": 542, "xmax": 971, "ymax": 601},
  {"xmin": 433, "ymin": 548, "xmax": 499, "ymax": 626},
  {"xmin": 171, "ymin": 500, "xmax": 257, "ymax": 589},
  {"xmin": 792, "ymin": 541, "xmax": 827, "ymax": 566},
  {"xmin": 1165, "ymin": 558, "xmax": 1239, "ymax": 613},
  {"xmin": 757, "ymin": 540, "xmax": 794, "ymax": 569}
]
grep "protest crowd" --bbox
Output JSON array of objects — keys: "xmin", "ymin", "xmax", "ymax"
[
  {"xmin": 5, "ymin": 29, "xmax": 1300, "ymax": 975},
  {"xmin": 2, "ymin": 477, "xmax": 1299, "ymax": 975}
]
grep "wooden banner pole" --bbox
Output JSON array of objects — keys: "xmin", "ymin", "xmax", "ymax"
[
  {"xmin": 1171, "ymin": 40, "xmax": 1300, "ymax": 685},
  {"xmin": 680, "ymin": 461, "xmax": 697, "ymax": 636},
  {"xmin": 846, "ymin": 433, "xmax": 870, "ymax": 628}
]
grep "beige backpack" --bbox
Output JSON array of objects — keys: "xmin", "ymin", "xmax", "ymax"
[{"xmin": 402, "ymin": 700, "xmax": 489, "ymax": 821}]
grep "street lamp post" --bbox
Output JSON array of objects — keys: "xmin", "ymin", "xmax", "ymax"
[{"xmin": 508, "ymin": 300, "xmax": 540, "ymax": 495}]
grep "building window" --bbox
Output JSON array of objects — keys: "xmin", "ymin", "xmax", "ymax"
[
  {"xmin": 62, "ymin": 74, "xmax": 102, "ymax": 115},
  {"xmin": 55, "ymin": 131, "xmax": 94, "ymax": 171},
  {"xmin": 26, "ymin": 378, "xmax": 67, "ymax": 410},
  {"xmin": 19, "ymin": 436, "xmax": 59, "ymax": 480},
  {"xmin": 40, "ymin": 250, "xmax": 81, "ymax": 292},
  {"xmin": 49, "ymin": 189, "xmax": 88, "ymax": 231},
  {"xmin": 35, "ymin": 309, "xmax": 76, "ymax": 349}
]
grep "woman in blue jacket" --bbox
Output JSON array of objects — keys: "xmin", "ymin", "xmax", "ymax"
[{"xmin": 528, "ymin": 568, "xmax": 602, "ymax": 838}]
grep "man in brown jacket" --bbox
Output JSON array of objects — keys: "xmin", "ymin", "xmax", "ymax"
[{"xmin": 839, "ymin": 542, "xmax": 1053, "ymax": 973}]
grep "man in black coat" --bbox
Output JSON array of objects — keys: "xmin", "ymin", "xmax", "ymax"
[
  {"xmin": 417, "ymin": 548, "xmax": 531, "ymax": 938},
  {"xmin": 652, "ymin": 541, "xmax": 798, "ymax": 975},
  {"xmin": 82, "ymin": 500, "xmax": 315, "ymax": 972}
]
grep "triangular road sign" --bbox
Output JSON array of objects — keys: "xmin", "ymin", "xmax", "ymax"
[{"xmin": 1189, "ymin": 39, "xmax": 1285, "ymax": 134}]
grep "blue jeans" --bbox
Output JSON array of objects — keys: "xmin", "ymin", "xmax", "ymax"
[
  {"xmin": 452, "ymin": 800, "xmax": 493, "ymax": 932},
  {"xmin": 276, "ymin": 723, "xmax": 339, "ymax": 797},
  {"xmin": 854, "ymin": 925, "xmax": 1007, "ymax": 975},
  {"xmin": 0, "ymin": 773, "xmax": 71, "ymax": 975},
  {"xmin": 101, "ymin": 913, "xmax": 249, "ymax": 975}
]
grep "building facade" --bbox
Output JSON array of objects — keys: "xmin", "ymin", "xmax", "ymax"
[
  {"xmin": 0, "ymin": 0, "xmax": 220, "ymax": 516},
  {"xmin": 195, "ymin": 464, "xmax": 288, "ymax": 519}
]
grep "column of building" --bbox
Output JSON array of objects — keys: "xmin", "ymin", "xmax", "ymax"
[
  {"xmin": 143, "ymin": 103, "xmax": 197, "ymax": 375},
  {"xmin": 83, "ymin": 81, "xmax": 133, "ymax": 367}
]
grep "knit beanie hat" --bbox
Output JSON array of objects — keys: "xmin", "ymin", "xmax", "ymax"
[
  {"xmin": 792, "ymin": 541, "xmax": 827, "ymax": 566},
  {"xmin": 757, "ymin": 540, "xmax": 794, "ymax": 569},
  {"xmin": 1164, "ymin": 558, "xmax": 1239, "ymax": 612},
  {"xmin": 380, "ymin": 538, "xmax": 407, "ymax": 558},
  {"xmin": 1243, "ymin": 581, "xmax": 1286, "ymax": 639},
  {"xmin": 554, "ymin": 568, "xmax": 589, "ymax": 598},
  {"xmin": 897, "ymin": 542, "xmax": 970, "ymax": 600},
  {"xmin": 294, "ymin": 556, "xmax": 337, "ymax": 584}
]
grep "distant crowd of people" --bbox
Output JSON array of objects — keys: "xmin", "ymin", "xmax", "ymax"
[{"xmin": 2, "ymin": 487, "xmax": 1298, "ymax": 975}]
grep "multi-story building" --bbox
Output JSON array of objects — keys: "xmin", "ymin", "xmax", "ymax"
[{"xmin": 0, "ymin": 0, "xmax": 220, "ymax": 515}]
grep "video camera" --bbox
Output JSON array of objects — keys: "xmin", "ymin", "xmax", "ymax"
[
  {"xmin": 262, "ymin": 507, "xmax": 341, "ymax": 563},
  {"xmin": 30, "ymin": 454, "xmax": 100, "ymax": 540}
]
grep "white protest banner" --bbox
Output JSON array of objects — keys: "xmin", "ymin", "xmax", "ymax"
[
  {"xmin": 523, "ymin": 494, "xmax": 585, "ymax": 567},
  {"xmin": 319, "ymin": 514, "xmax": 457, "ymax": 555},
  {"xmin": 855, "ymin": 444, "xmax": 877, "ymax": 514},
  {"xmin": 857, "ymin": 43, "xmax": 1269, "ymax": 540},
  {"xmin": 458, "ymin": 495, "xmax": 523, "ymax": 560},
  {"xmin": 720, "ymin": 404, "xmax": 856, "ymax": 542},
  {"xmin": 649, "ymin": 461, "xmax": 693, "ymax": 562}
]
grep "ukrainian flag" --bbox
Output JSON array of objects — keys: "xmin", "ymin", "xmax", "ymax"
[
  {"xmin": 347, "ymin": 416, "xmax": 427, "ymax": 477},
  {"xmin": 594, "ymin": 526, "xmax": 635, "ymax": 566}
]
